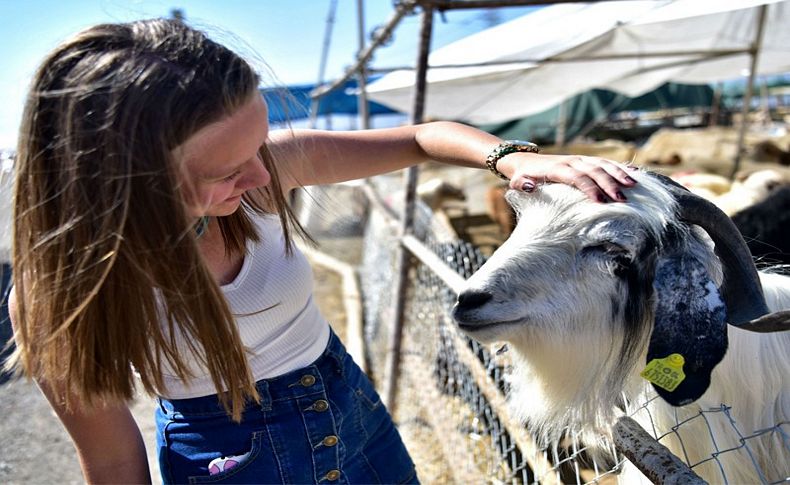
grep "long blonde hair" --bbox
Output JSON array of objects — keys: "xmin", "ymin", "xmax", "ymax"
[{"xmin": 10, "ymin": 19, "xmax": 306, "ymax": 420}]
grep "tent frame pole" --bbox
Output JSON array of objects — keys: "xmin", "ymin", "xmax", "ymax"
[
  {"xmin": 731, "ymin": 4, "xmax": 769, "ymax": 178},
  {"xmin": 309, "ymin": 0, "xmax": 339, "ymax": 128},
  {"xmin": 383, "ymin": 4, "xmax": 434, "ymax": 414},
  {"xmin": 367, "ymin": 48, "xmax": 748, "ymax": 74}
]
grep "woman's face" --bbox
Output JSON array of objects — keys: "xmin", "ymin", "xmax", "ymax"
[{"xmin": 176, "ymin": 93, "xmax": 272, "ymax": 217}]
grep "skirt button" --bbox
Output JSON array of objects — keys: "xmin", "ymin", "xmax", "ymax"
[
  {"xmin": 313, "ymin": 399, "xmax": 329, "ymax": 412},
  {"xmin": 325, "ymin": 470, "xmax": 341, "ymax": 481},
  {"xmin": 300, "ymin": 375, "xmax": 316, "ymax": 387}
]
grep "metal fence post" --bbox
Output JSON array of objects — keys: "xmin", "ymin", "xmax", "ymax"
[{"xmin": 383, "ymin": 4, "xmax": 434, "ymax": 413}]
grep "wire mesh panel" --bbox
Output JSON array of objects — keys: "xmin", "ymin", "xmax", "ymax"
[
  {"xmin": 627, "ymin": 396, "xmax": 790, "ymax": 484},
  {"xmin": 356, "ymin": 179, "xmax": 789, "ymax": 484}
]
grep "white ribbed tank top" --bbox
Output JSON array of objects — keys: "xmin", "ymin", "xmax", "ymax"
[{"xmin": 159, "ymin": 213, "xmax": 330, "ymax": 399}]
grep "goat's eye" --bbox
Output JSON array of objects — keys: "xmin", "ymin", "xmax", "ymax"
[
  {"xmin": 582, "ymin": 242, "xmax": 634, "ymax": 266},
  {"xmin": 582, "ymin": 242, "xmax": 627, "ymax": 256}
]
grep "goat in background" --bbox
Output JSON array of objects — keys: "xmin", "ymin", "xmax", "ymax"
[{"xmin": 452, "ymin": 169, "xmax": 790, "ymax": 483}]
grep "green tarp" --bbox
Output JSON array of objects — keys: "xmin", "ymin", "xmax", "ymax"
[{"xmin": 479, "ymin": 83, "xmax": 714, "ymax": 144}]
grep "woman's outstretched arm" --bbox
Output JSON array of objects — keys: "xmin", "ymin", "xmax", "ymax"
[{"xmin": 269, "ymin": 121, "xmax": 636, "ymax": 202}]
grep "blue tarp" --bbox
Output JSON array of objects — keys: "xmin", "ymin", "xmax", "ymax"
[{"xmin": 261, "ymin": 79, "xmax": 400, "ymax": 123}]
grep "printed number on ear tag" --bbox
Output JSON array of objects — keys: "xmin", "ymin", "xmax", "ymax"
[{"xmin": 640, "ymin": 353, "xmax": 686, "ymax": 392}]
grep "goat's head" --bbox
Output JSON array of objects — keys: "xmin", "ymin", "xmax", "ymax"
[{"xmin": 452, "ymin": 169, "xmax": 784, "ymax": 434}]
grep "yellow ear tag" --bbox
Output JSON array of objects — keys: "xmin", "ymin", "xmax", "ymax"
[{"xmin": 640, "ymin": 353, "xmax": 686, "ymax": 392}]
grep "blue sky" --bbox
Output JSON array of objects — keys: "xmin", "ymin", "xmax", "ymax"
[{"xmin": 0, "ymin": 0, "xmax": 536, "ymax": 149}]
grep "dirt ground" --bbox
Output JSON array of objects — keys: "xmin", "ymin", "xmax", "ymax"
[{"xmin": 0, "ymin": 263, "xmax": 348, "ymax": 485}]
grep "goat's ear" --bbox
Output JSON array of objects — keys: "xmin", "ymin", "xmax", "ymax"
[{"xmin": 646, "ymin": 253, "xmax": 728, "ymax": 406}]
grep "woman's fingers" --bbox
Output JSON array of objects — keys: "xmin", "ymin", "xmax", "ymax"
[
  {"xmin": 595, "ymin": 158, "xmax": 638, "ymax": 186},
  {"xmin": 551, "ymin": 156, "xmax": 636, "ymax": 203},
  {"xmin": 506, "ymin": 153, "xmax": 638, "ymax": 202},
  {"xmin": 510, "ymin": 176, "xmax": 537, "ymax": 193}
]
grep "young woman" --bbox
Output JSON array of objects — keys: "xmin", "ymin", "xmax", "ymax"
[{"xmin": 7, "ymin": 18, "xmax": 636, "ymax": 484}]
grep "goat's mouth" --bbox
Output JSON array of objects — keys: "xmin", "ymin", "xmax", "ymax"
[{"xmin": 455, "ymin": 317, "xmax": 527, "ymax": 339}]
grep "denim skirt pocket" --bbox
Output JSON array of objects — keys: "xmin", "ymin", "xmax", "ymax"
[
  {"xmin": 158, "ymin": 408, "xmax": 284, "ymax": 485},
  {"xmin": 185, "ymin": 430, "xmax": 266, "ymax": 484}
]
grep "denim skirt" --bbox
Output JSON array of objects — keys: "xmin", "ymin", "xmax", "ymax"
[{"xmin": 155, "ymin": 331, "xmax": 418, "ymax": 484}]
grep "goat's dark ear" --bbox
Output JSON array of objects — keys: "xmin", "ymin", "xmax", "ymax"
[{"xmin": 647, "ymin": 253, "xmax": 728, "ymax": 406}]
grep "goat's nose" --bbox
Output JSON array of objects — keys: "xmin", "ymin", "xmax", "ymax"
[{"xmin": 456, "ymin": 290, "xmax": 493, "ymax": 310}]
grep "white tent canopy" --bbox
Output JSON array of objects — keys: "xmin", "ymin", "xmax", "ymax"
[{"xmin": 365, "ymin": 0, "xmax": 790, "ymax": 124}]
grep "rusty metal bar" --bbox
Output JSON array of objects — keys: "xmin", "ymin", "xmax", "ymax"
[
  {"xmin": 732, "ymin": 3, "xmax": 769, "ymax": 178},
  {"xmin": 310, "ymin": 1, "xmax": 417, "ymax": 100},
  {"xmin": 613, "ymin": 416, "xmax": 707, "ymax": 485},
  {"xmin": 383, "ymin": 5, "xmax": 434, "ymax": 413}
]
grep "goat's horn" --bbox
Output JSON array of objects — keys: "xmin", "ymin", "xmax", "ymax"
[
  {"xmin": 738, "ymin": 310, "xmax": 790, "ymax": 332},
  {"xmin": 649, "ymin": 173, "xmax": 771, "ymax": 327}
]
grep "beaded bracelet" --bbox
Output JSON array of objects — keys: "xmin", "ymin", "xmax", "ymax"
[{"xmin": 485, "ymin": 140, "xmax": 540, "ymax": 181}]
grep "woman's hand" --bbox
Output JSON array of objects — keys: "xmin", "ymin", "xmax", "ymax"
[{"xmin": 497, "ymin": 152, "xmax": 638, "ymax": 203}]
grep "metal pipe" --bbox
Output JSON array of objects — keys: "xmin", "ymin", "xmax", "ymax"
[
  {"xmin": 383, "ymin": 5, "xmax": 434, "ymax": 413},
  {"xmin": 356, "ymin": 0, "xmax": 370, "ymax": 130},
  {"xmin": 367, "ymin": 48, "xmax": 748, "ymax": 73},
  {"xmin": 732, "ymin": 4, "xmax": 768, "ymax": 178}
]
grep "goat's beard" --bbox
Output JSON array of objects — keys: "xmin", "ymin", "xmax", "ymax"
[{"xmin": 504, "ymin": 326, "xmax": 652, "ymax": 452}]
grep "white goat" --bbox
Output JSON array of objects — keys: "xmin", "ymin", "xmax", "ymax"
[
  {"xmin": 452, "ymin": 169, "xmax": 790, "ymax": 483},
  {"xmin": 715, "ymin": 168, "xmax": 790, "ymax": 216}
]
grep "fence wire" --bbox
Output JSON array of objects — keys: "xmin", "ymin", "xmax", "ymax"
[{"xmin": 301, "ymin": 177, "xmax": 789, "ymax": 484}]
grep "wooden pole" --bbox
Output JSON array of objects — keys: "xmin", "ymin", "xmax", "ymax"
[
  {"xmin": 731, "ymin": 4, "xmax": 768, "ymax": 178},
  {"xmin": 383, "ymin": 5, "xmax": 434, "ymax": 413}
]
